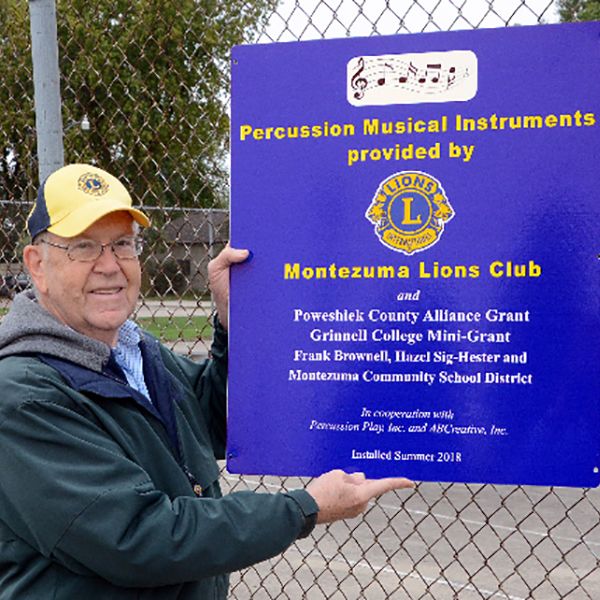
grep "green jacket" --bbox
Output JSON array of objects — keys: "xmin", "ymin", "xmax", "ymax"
[{"xmin": 0, "ymin": 292, "xmax": 318, "ymax": 599}]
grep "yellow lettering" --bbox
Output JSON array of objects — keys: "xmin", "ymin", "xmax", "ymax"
[
  {"xmin": 402, "ymin": 197, "xmax": 422, "ymax": 226},
  {"xmin": 240, "ymin": 125, "xmax": 253, "ymax": 141}
]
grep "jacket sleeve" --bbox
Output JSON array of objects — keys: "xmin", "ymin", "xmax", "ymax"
[{"xmin": 0, "ymin": 363, "xmax": 318, "ymax": 588}]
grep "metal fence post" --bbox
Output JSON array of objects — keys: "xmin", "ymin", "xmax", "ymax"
[{"xmin": 28, "ymin": 0, "xmax": 64, "ymax": 184}]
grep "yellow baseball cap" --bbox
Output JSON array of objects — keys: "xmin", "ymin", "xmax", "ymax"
[{"xmin": 27, "ymin": 163, "xmax": 150, "ymax": 239}]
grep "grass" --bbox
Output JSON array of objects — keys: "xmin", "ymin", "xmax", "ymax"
[
  {"xmin": 0, "ymin": 309, "xmax": 211, "ymax": 342},
  {"xmin": 137, "ymin": 315, "xmax": 211, "ymax": 341}
]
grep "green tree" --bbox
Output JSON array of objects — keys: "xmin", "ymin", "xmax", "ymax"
[
  {"xmin": 0, "ymin": 1, "xmax": 36, "ymax": 266},
  {"xmin": 0, "ymin": 1, "xmax": 36, "ymax": 203},
  {"xmin": 558, "ymin": 0, "xmax": 600, "ymax": 21},
  {"xmin": 62, "ymin": 0, "xmax": 277, "ymax": 208},
  {"xmin": 1, "ymin": 0, "xmax": 276, "ymax": 208}
]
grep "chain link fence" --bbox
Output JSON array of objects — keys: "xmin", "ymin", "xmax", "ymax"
[{"xmin": 2, "ymin": 1, "xmax": 600, "ymax": 598}]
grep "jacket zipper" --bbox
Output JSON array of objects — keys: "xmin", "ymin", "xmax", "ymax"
[{"xmin": 102, "ymin": 371, "xmax": 204, "ymax": 497}]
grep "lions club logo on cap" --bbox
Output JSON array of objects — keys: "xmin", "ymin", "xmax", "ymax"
[
  {"xmin": 77, "ymin": 173, "xmax": 109, "ymax": 197},
  {"xmin": 365, "ymin": 170, "xmax": 454, "ymax": 255}
]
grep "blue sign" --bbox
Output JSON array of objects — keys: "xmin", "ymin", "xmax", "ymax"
[{"xmin": 228, "ymin": 22, "xmax": 600, "ymax": 487}]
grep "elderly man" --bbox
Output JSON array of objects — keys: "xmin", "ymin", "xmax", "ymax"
[{"xmin": 0, "ymin": 164, "xmax": 413, "ymax": 599}]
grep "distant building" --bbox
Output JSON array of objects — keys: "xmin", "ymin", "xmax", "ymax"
[{"xmin": 161, "ymin": 209, "xmax": 229, "ymax": 293}]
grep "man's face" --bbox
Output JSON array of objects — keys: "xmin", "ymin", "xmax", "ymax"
[{"xmin": 25, "ymin": 212, "xmax": 142, "ymax": 346}]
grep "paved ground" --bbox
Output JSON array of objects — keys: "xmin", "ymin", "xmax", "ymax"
[{"xmin": 222, "ymin": 472, "xmax": 600, "ymax": 599}]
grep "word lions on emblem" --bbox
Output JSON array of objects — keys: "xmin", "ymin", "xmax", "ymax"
[{"xmin": 365, "ymin": 170, "xmax": 454, "ymax": 255}]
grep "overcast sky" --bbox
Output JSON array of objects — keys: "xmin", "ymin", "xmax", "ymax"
[{"xmin": 260, "ymin": 0, "xmax": 559, "ymax": 42}]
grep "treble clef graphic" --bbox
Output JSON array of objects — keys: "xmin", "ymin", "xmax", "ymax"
[{"xmin": 350, "ymin": 57, "xmax": 368, "ymax": 100}]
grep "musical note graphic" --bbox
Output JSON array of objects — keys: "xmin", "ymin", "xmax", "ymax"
[
  {"xmin": 447, "ymin": 66, "xmax": 456, "ymax": 88},
  {"xmin": 399, "ymin": 61, "xmax": 418, "ymax": 84},
  {"xmin": 350, "ymin": 57, "xmax": 368, "ymax": 100},
  {"xmin": 426, "ymin": 63, "xmax": 442, "ymax": 84},
  {"xmin": 377, "ymin": 63, "xmax": 393, "ymax": 86},
  {"xmin": 347, "ymin": 51, "xmax": 477, "ymax": 106}
]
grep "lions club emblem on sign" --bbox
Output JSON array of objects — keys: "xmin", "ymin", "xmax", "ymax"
[
  {"xmin": 78, "ymin": 173, "xmax": 109, "ymax": 196},
  {"xmin": 365, "ymin": 170, "xmax": 454, "ymax": 255}
]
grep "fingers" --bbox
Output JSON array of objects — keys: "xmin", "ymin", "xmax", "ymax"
[
  {"xmin": 358, "ymin": 477, "xmax": 416, "ymax": 501},
  {"xmin": 208, "ymin": 244, "xmax": 249, "ymax": 275},
  {"xmin": 307, "ymin": 470, "xmax": 415, "ymax": 525},
  {"xmin": 345, "ymin": 472, "xmax": 414, "ymax": 493},
  {"xmin": 222, "ymin": 244, "xmax": 250, "ymax": 265},
  {"xmin": 207, "ymin": 244, "xmax": 250, "ymax": 330},
  {"xmin": 347, "ymin": 472, "xmax": 366, "ymax": 484}
]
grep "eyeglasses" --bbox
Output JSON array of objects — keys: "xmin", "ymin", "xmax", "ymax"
[{"xmin": 37, "ymin": 236, "xmax": 143, "ymax": 262}]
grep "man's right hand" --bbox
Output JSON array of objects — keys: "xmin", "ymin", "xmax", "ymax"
[
  {"xmin": 306, "ymin": 469, "xmax": 415, "ymax": 523},
  {"xmin": 207, "ymin": 244, "xmax": 249, "ymax": 330}
]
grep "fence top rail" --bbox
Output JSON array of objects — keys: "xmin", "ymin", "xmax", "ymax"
[{"xmin": 0, "ymin": 199, "xmax": 229, "ymax": 214}]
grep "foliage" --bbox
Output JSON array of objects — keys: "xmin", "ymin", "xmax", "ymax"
[
  {"xmin": 0, "ymin": 1, "xmax": 36, "ymax": 202},
  {"xmin": 0, "ymin": 204, "xmax": 27, "ymax": 265},
  {"xmin": 1, "ymin": 0, "xmax": 276, "ymax": 207},
  {"xmin": 558, "ymin": 0, "xmax": 600, "ymax": 21}
]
